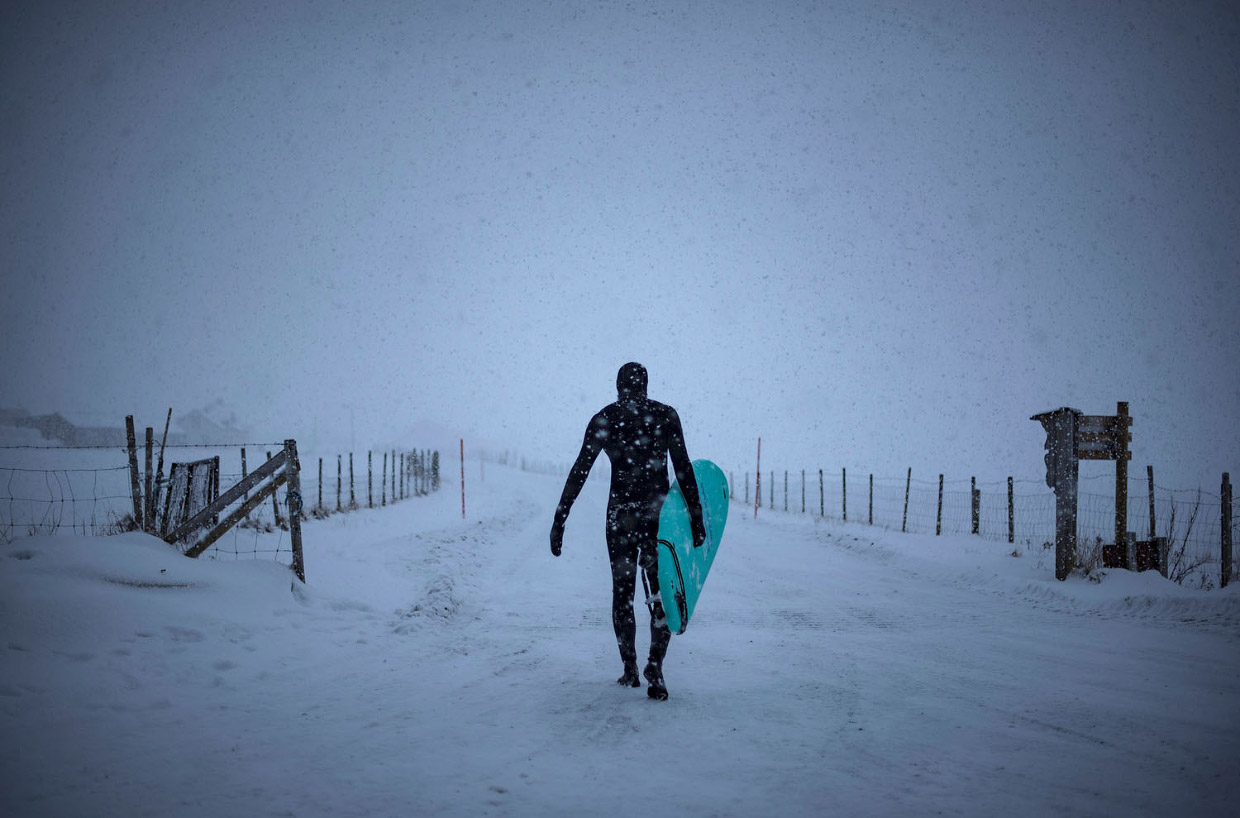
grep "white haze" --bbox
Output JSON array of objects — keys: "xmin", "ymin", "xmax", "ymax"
[{"xmin": 2, "ymin": 0, "xmax": 1237, "ymax": 489}]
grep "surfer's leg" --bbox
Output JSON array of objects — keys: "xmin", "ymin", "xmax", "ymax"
[
  {"xmin": 640, "ymin": 551, "xmax": 672, "ymax": 670},
  {"xmin": 605, "ymin": 505, "xmax": 639, "ymax": 673},
  {"xmin": 636, "ymin": 505, "xmax": 671, "ymax": 700},
  {"xmin": 646, "ymin": 585, "xmax": 671, "ymax": 667}
]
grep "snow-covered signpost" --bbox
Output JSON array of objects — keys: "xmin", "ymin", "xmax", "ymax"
[{"xmin": 1032, "ymin": 401, "xmax": 1134, "ymax": 581}]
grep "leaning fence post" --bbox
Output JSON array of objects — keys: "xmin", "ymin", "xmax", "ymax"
[
  {"xmin": 1007, "ymin": 477, "xmax": 1014, "ymax": 544},
  {"xmin": 1222, "ymin": 472, "xmax": 1233, "ymax": 589},
  {"xmin": 154, "ymin": 409, "xmax": 171, "ymax": 528},
  {"xmin": 125, "ymin": 416, "xmax": 143, "ymax": 530},
  {"xmin": 936, "ymin": 474, "xmax": 944, "ymax": 535},
  {"xmin": 284, "ymin": 439, "xmax": 305, "ymax": 583},
  {"xmin": 902, "ymin": 468, "xmax": 911, "ymax": 533}
]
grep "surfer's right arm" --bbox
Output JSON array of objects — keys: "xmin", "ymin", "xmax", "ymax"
[{"xmin": 551, "ymin": 413, "xmax": 606, "ymax": 556}]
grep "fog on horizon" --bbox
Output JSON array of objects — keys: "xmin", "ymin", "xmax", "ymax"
[{"xmin": 2, "ymin": 0, "xmax": 1237, "ymax": 490}]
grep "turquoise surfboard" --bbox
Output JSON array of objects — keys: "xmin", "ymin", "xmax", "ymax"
[{"xmin": 654, "ymin": 459, "xmax": 728, "ymax": 635}]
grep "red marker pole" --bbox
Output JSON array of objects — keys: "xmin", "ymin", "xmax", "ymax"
[
  {"xmin": 755, "ymin": 437, "xmax": 762, "ymax": 519},
  {"xmin": 460, "ymin": 439, "xmax": 466, "ymax": 519}
]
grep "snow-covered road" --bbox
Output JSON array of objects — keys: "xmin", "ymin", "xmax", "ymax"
[{"xmin": 2, "ymin": 463, "xmax": 1237, "ymax": 816}]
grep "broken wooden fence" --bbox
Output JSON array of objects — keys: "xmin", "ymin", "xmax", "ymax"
[{"xmin": 163, "ymin": 439, "xmax": 305, "ymax": 582}]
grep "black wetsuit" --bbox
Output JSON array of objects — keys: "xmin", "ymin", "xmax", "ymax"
[{"xmin": 551, "ymin": 368, "xmax": 705, "ymax": 680}]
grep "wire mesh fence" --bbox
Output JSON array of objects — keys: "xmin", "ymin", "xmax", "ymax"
[
  {"xmin": 728, "ymin": 467, "xmax": 1236, "ymax": 590},
  {"xmin": 0, "ymin": 444, "xmax": 442, "ymax": 567}
]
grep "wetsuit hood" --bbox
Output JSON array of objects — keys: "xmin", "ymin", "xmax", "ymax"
[{"xmin": 617, "ymin": 362, "xmax": 648, "ymax": 400}]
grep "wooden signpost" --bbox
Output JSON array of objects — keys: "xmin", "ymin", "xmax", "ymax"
[{"xmin": 1032, "ymin": 401, "xmax": 1135, "ymax": 581}]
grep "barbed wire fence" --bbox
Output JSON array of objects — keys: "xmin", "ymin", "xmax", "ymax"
[{"xmin": 728, "ymin": 466, "xmax": 1236, "ymax": 591}]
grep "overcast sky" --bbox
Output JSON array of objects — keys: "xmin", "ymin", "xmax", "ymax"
[{"xmin": 2, "ymin": 0, "xmax": 1237, "ymax": 490}]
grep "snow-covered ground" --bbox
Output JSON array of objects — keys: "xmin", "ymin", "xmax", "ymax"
[{"xmin": 2, "ymin": 463, "xmax": 1237, "ymax": 817}]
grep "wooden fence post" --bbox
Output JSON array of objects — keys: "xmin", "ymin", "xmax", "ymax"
[
  {"xmin": 337, "ymin": 454, "xmax": 342, "ymax": 512},
  {"xmin": 284, "ymin": 440, "xmax": 305, "ymax": 583},
  {"xmin": 769, "ymin": 471, "xmax": 774, "ymax": 510},
  {"xmin": 460, "ymin": 439, "xmax": 466, "ymax": 520},
  {"xmin": 869, "ymin": 474, "xmax": 873, "ymax": 525},
  {"xmin": 317, "ymin": 457, "xmax": 323, "ymax": 512},
  {"xmin": 902, "ymin": 468, "xmax": 911, "ymax": 533},
  {"xmin": 382, "ymin": 452, "xmax": 387, "ymax": 506},
  {"xmin": 783, "ymin": 470, "xmax": 788, "ymax": 512},
  {"xmin": 754, "ymin": 437, "xmax": 761, "ymax": 520},
  {"xmin": 125, "ymin": 416, "xmax": 143, "ymax": 529},
  {"xmin": 1223, "ymin": 472, "xmax": 1233, "ymax": 589},
  {"xmin": 1147, "ymin": 465, "xmax": 1156, "ymax": 539},
  {"xmin": 368, "ymin": 451, "xmax": 373, "ymax": 509},
  {"xmin": 144, "ymin": 427, "xmax": 154, "ymax": 533},
  {"xmin": 266, "ymin": 451, "xmax": 280, "ymax": 525},
  {"xmin": 154, "ymin": 409, "xmax": 171, "ymax": 528},
  {"xmin": 391, "ymin": 449, "xmax": 396, "ymax": 503},
  {"xmin": 1116, "ymin": 401, "xmax": 1131, "ymax": 569},
  {"xmin": 349, "ymin": 453, "xmax": 355, "ymax": 509},
  {"xmin": 211, "ymin": 456, "xmax": 220, "ymax": 524},
  {"xmin": 936, "ymin": 474, "xmax": 944, "ymax": 535},
  {"xmin": 1007, "ymin": 477, "xmax": 1014, "ymax": 544},
  {"xmin": 819, "ymin": 469, "xmax": 824, "ymax": 517},
  {"xmin": 971, "ymin": 476, "xmax": 980, "ymax": 535},
  {"xmin": 801, "ymin": 469, "xmax": 805, "ymax": 513},
  {"xmin": 843, "ymin": 468, "xmax": 847, "ymax": 522},
  {"xmin": 744, "ymin": 472, "xmax": 749, "ymax": 505}
]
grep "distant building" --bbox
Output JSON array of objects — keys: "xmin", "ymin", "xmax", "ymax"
[
  {"xmin": 1, "ymin": 410, "xmax": 185, "ymax": 447},
  {"xmin": 0, "ymin": 408, "xmax": 30, "ymax": 426}
]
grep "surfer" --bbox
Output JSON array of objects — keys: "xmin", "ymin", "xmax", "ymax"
[{"xmin": 550, "ymin": 362, "xmax": 706, "ymax": 700}]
